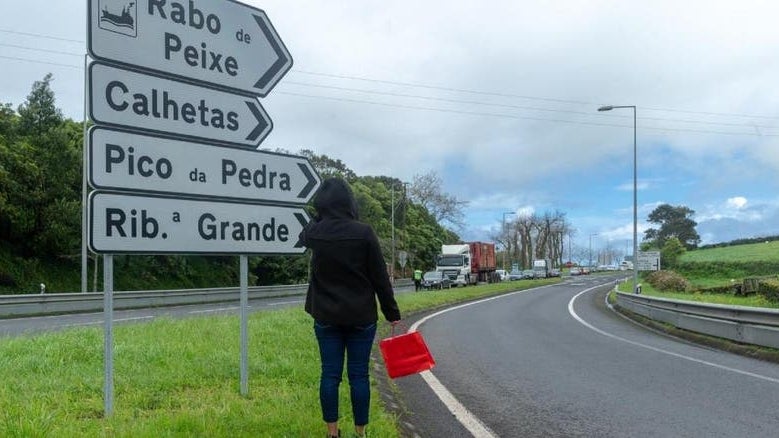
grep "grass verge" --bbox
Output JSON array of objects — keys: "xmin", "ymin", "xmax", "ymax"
[
  {"xmin": 615, "ymin": 280, "xmax": 779, "ymax": 308},
  {"xmin": 0, "ymin": 279, "xmax": 557, "ymax": 437}
]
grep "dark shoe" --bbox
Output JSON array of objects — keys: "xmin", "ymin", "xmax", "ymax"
[{"xmin": 327, "ymin": 430, "xmax": 340, "ymax": 438}]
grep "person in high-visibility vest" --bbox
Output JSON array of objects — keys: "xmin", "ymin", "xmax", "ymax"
[{"xmin": 413, "ymin": 269, "xmax": 423, "ymax": 291}]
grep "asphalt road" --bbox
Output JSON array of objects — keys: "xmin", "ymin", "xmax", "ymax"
[{"xmin": 395, "ymin": 275, "xmax": 779, "ymax": 437}]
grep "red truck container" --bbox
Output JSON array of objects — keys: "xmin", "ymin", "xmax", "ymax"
[{"xmin": 468, "ymin": 241, "xmax": 497, "ymax": 282}]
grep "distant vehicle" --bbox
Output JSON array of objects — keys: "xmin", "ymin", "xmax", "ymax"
[
  {"xmin": 549, "ymin": 269, "xmax": 561, "ymax": 277},
  {"xmin": 522, "ymin": 269, "xmax": 536, "ymax": 279},
  {"xmin": 495, "ymin": 269, "xmax": 508, "ymax": 281},
  {"xmin": 421, "ymin": 271, "xmax": 452, "ymax": 290},
  {"xmin": 508, "ymin": 270, "xmax": 524, "ymax": 281},
  {"xmin": 620, "ymin": 261, "xmax": 634, "ymax": 270},
  {"xmin": 532, "ymin": 259, "xmax": 552, "ymax": 278},
  {"xmin": 569, "ymin": 267, "xmax": 582, "ymax": 276},
  {"xmin": 436, "ymin": 242, "xmax": 497, "ymax": 286}
]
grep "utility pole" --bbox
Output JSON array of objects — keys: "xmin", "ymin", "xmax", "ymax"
[{"xmin": 502, "ymin": 211, "xmax": 515, "ymax": 271}]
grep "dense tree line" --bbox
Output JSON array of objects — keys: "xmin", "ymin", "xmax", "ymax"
[
  {"xmin": 699, "ymin": 235, "xmax": 779, "ymax": 250},
  {"xmin": 0, "ymin": 75, "xmax": 461, "ymax": 293},
  {"xmin": 493, "ymin": 210, "xmax": 572, "ymax": 270},
  {"xmin": 0, "ymin": 74, "xmax": 83, "ymax": 259}
]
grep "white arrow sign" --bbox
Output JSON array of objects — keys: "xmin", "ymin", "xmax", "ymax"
[
  {"xmin": 89, "ymin": 191, "xmax": 310, "ymax": 254},
  {"xmin": 88, "ymin": 127, "xmax": 321, "ymax": 204},
  {"xmin": 88, "ymin": 0, "xmax": 292, "ymax": 97},
  {"xmin": 89, "ymin": 62, "xmax": 272, "ymax": 148},
  {"xmin": 636, "ymin": 251, "xmax": 661, "ymax": 271}
]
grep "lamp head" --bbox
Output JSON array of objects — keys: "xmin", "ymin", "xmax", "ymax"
[{"xmin": 598, "ymin": 105, "xmax": 614, "ymax": 112}]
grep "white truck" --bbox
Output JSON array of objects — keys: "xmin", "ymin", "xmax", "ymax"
[
  {"xmin": 435, "ymin": 242, "xmax": 497, "ymax": 286},
  {"xmin": 532, "ymin": 259, "xmax": 551, "ymax": 278},
  {"xmin": 436, "ymin": 244, "xmax": 473, "ymax": 286}
]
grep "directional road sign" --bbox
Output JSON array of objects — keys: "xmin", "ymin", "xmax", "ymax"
[
  {"xmin": 636, "ymin": 251, "xmax": 661, "ymax": 271},
  {"xmin": 89, "ymin": 191, "xmax": 310, "ymax": 254},
  {"xmin": 88, "ymin": 0, "xmax": 292, "ymax": 97},
  {"xmin": 89, "ymin": 62, "xmax": 272, "ymax": 148},
  {"xmin": 88, "ymin": 127, "xmax": 320, "ymax": 204}
]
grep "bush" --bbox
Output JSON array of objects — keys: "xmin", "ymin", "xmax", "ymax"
[
  {"xmin": 758, "ymin": 278, "xmax": 779, "ymax": 302},
  {"xmin": 0, "ymin": 271, "xmax": 16, "ymax": 287},
  {"xmin": 646, "ymin": 270, "xmax": 690, "ymax": 292},
  {"xmin": 698, "ymin": 284, "xmax": 736, "ymax": 295}
]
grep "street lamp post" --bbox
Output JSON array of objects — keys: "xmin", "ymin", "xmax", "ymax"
[
  {"xmin": 502, "ymin": 211, "xmax": 515, "ymax": 271},
  {"xmin": 391, "ymin": 187, "xmax": 395, "ymax": 282},
  {"xmin": 589, "ymin": 233, "xmax": 598, "ymax": 269},
  {"xmin": 598, "ymin": 104, "xmax": 639, "ymax": 293},
  {"xmin": 390, "ymin": 182, "xmax": 409, "ymax": 281}
]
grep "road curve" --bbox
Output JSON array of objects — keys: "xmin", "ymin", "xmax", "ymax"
[{"xmin": 395, "ymin": 275, "xmax": 779, "ymax": 437}]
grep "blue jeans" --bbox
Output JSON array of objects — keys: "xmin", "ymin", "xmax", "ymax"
[{"xmin": 314, "ymin": 321, "xmax": 377, "ymax": 426}]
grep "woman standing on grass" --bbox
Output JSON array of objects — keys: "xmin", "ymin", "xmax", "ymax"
[{"xmin": 299, "ymin": 177, "xmax": 401, "ymax": 438}]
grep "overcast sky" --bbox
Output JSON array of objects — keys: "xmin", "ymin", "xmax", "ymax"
[{"xmin": 2, "ymin": 0, "xmax": 779, "ymax": 259}]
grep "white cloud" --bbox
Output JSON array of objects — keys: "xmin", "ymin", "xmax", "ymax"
[{"xmin": 727, "ymin": 197, "xmax": 748, "ymax": 209}]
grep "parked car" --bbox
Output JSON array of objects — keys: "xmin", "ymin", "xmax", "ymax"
[
  {"xmin": 421, "ymin": 271, "xmax": 452, "ymax": 290},
  {"xmin": 495, "ymin": 269, "xmax": 508, "ymax": 281},
  {"xmin": 508, "ymin": 270, "xmax": 524, "ymax": 281},
  {"xmin": 569, "ymin": 267, "xmax": 582, "ymax": 276},
  {"xmin": 522, "ymin": 269, "xmax": 536, "ymax": 279},
  {"xmin": 549, "ymin": 269, "xmax": 561, "ymax": 277}
]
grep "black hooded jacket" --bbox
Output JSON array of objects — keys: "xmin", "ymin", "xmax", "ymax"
[{"xmin": 299, "ymin": 178, "xmax": 401, "ymax": 325}]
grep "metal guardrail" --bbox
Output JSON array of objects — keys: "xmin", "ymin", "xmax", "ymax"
[
  {"xmin": 615, "ymin": 291, "xmax": 779, "ymax": 349},
  {"xmin": 0, "ymin": 285, "xmax": 306, "ymax": 318},
  {"xmin": 0, "ymin": 279, "xmax": 414, "ymax": 319}
]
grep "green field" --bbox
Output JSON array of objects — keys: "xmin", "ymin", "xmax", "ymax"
[
  {"xmin": 680, "ymin": 240, "xmax": 779, "ymax": 263},
  {"xmin": 0, "ymin": 279, "xmax": 557, "ymax": 437},
  {"xmin": 617, "ymin": 240, "xmax": 779, "ymax": 306}
]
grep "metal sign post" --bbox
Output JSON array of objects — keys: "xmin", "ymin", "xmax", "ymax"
[
  {"xmin": 240, "ymin": 255, "xmax": 249, "ymax": 396},
  {"xmin": 103, "ymin": 254, "xmax": 114, "ymax": 416}
]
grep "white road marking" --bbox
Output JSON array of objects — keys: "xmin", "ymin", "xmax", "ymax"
[
  {"xmin": 188, "ymin": 306, "xmax": 241, "ymax": 314},
  {"xmin": 49, "ymin": 315, "xmax": 155, "ymax": 329},
  {"xmin": 268, "ymin": 300, "xmax": 303, "ymax": 306},
  {"xmin": 409, "ymin": 286, "xmax": 553, "ymax": 438},
  {"xmin": 568, "ymin": 286, "xmax": 779, "ymax": 385},
  {"xmin": 115, "ymin": 316, "xmax": 155, "ymax": 322}
]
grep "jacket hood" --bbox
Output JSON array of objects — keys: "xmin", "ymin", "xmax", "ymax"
[{"xmin": 313, "ymin": 177, "xmax": 359, "ymax": 220}]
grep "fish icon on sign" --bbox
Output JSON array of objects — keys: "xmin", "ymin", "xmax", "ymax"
[{"xmin": 98, "ymin": 0, "xmax": 137, "ymax": 37}]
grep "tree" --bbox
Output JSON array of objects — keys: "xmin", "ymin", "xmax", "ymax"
[
  {"xmin": 660, "ymin": 237, "xmax": 686, "ymax": 268},
  {"xmin": 505, "ymin": 210, "xmax": 570, "ymax": 269},
  {"xmin": 644, "ymin": 204, "xmax": 701, "ymax": 250},
  {"xmin": 0, "ymin": 103, "xmax": 17, "ymax": 142},
  {"xmin": 0, "ymin": 75, "xmax": 81, "ymax": 257},
  {"xmin": 298, "ymin": 149, "xmax": 357, "ymax": 181},
  {"xmin": 17, "ymin": 73, "xmax": 62, "ymax": 136},
  {"xmin": 408, "ymin": 170, "xmax": 468, "ymax": 229},
  {"xmin": 513, "ymin": 214, "xmax": 535, "ymax": 269}
]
